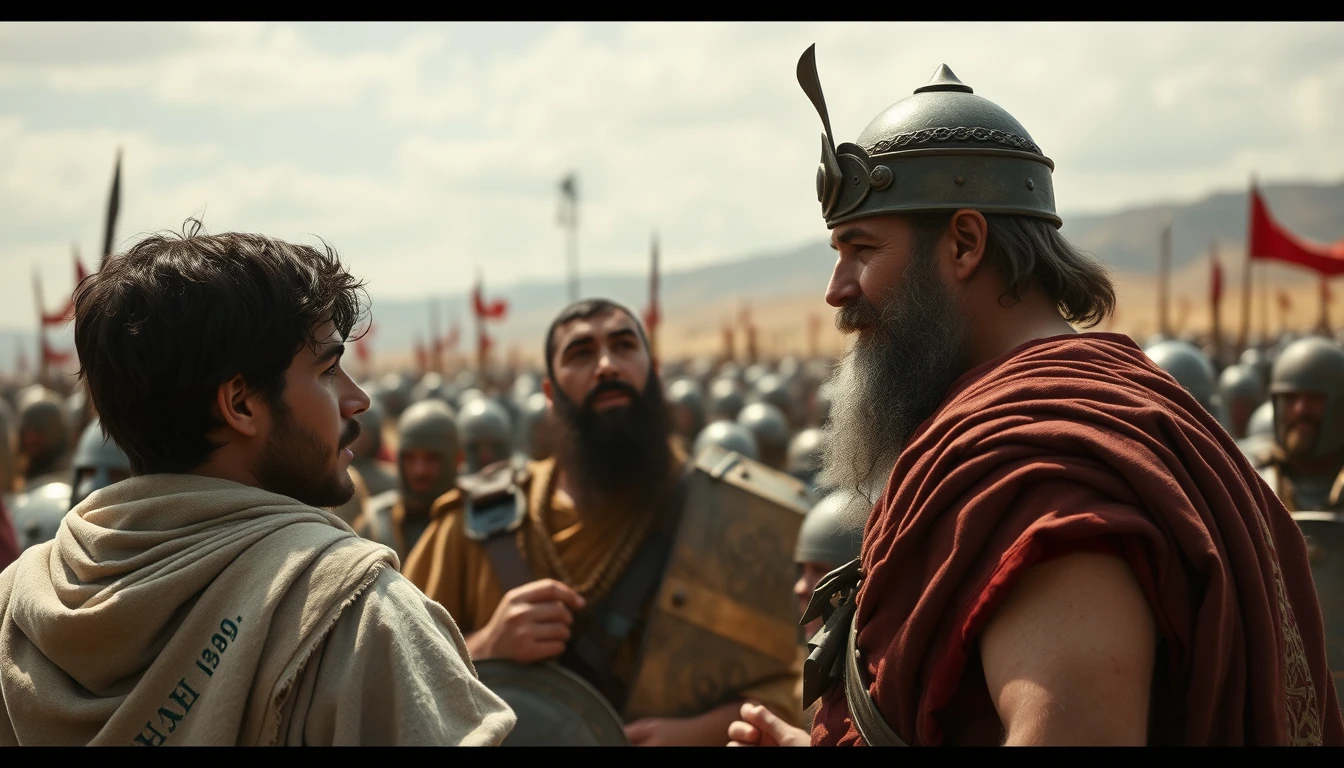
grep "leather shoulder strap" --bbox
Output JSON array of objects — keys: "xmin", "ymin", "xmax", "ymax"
[{"xmin": 844, "ymin": 612, "xmax": 907, "ymax": 747}]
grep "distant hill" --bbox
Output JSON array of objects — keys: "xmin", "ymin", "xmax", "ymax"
[{"xmin": 2, "ymin": 179, "xmax": 1341, "ymax": 378}]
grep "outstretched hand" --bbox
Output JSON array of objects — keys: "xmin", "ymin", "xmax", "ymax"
[{"xmin": 727, "ymin": 702, "xmax": 812, "ymax": 747}]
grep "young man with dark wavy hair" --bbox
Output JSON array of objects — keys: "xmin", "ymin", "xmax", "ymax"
[{"xmin": 0, "ymin": 220, "xmax": 514, "ymax": 746}]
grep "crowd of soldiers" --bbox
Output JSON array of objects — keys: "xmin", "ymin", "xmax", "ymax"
[{"xmin": 1, "ymin": 319, "xmax": 1340, "ymax": 743}]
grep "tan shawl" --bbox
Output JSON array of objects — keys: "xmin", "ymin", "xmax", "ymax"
[{"xmin": 0, "ymin": 474, "xmax": 515, "ymax": 745}]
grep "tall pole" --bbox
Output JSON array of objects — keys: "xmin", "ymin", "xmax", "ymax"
[
  {"xmin": 559, "ymin": 173, "xmax": 579, "ymax": 303},
  {"xmin": 1259, "ymin": 261, "xmax": 1270, "ymax": 342},
  {"xmin": 429, "ymin": 297, "xmax": 441, "ymax": 375},
  {"xmin": 32, "ymin": 269, "xmax": 47, "ymax": 389},
  {"xmin": 1317, "ymin": 276, "xmax": 1331, "ymax": 335},
  {"xmin": 1238, "ymin": 240, "xmax": 1253, "ymax": 354},
  {"xmin": 1158, "ymin": 219, "xmax": 1171, "ymax": 338},
  {"xmin": 102, "ymin": 148, "xmax": 122, "ymax": 266},
  {"xmin": 1209, "ymin": 240, "xmax": 1222, "ymax": 368}
]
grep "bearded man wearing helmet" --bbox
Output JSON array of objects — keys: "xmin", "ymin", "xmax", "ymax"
[{"xmin": 728, "ymin": 47, "xmax": 1340, "ymax": 748}]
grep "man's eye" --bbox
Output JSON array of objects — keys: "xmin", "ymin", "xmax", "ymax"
[{"xmin": 325, "ymin": 363, "xmax": 340, "ymax": 377}]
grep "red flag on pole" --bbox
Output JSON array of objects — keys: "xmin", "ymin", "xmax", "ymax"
[
  {"xmin": 1249, "ymin": 185, "xmax": 1344, "ymax": 275},
  {"xmin": 644, "ymin": 232, "xmax": 661, "ymax": 332},
  {"xmin": 353, "ymin": 322, "xmax": 373, "ymax": 366},
  {"xmin": 472, "ymin": 282, "xmax": 508, "ymax": 320}
]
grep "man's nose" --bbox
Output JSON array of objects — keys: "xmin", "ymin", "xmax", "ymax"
[
  {"xmin": 825, "ymin": 255, "xmax": 860, "ymax": 308},
  {"xmin": 343, "ymin": 378, "xmax": 371, "ymax": 418}
]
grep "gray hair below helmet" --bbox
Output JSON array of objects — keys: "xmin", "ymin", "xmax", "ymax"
[
  {"xmin": 794, "ymin": 489, "xmax": 867, "ymax": 566},
  {"xmin": 70, "ymin": 418, "xmax": 132, "ymax": 509},
  {"xmin": 692, "ymin": 421, "xmax": 758, "ymax": 462}
]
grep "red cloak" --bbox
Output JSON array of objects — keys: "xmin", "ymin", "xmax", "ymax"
[{"xmin": 812, "ymin": 332, "xmax": 1342, "ymax": 745}]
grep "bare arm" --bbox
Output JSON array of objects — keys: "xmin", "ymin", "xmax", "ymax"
[{"xmin": 980, "ymin": 550, "xmax": 1156, "ymax": 746}]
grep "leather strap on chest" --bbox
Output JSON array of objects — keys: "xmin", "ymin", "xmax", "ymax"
[{"xmin": 558, "ymin": 465, "xmax": 695, "ymax": 711}]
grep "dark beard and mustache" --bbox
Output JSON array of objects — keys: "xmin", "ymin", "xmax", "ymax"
[
  {"xmin": 819, "ymin": 239, "xmax": 971, "ymax": 521},
  {"xmin": 253, "ymin": 401, "xmax": 360, "ymax": 509},
  {"xmin": 550, "ymin": 370, "xmax": 674, "ymax": 511}
]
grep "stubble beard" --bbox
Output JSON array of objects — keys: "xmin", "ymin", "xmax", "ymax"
[
  {"xmin": 253, "ymin": 400, "xmax": 356, "ymax": 509},
  {"xmin": 819, "ymin": 242, "xmax": 970, "ymax": 527}
]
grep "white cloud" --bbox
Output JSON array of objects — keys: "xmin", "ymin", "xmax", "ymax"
[{"xmin": 1, "ymin": 21, "xmax": 1342, "ymax": 334}]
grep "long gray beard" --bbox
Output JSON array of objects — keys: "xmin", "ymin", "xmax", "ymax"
[{"xmin": 818, "ymin": 248, "xmax": 969, "ymax": 525}]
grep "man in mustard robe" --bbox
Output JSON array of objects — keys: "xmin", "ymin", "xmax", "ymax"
[{"xmin": 405, "ymin": 298, "xmax": 797, "ymax": 745}]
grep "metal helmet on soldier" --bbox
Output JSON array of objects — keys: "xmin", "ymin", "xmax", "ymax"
[
  {"xmin": 786, "ymin": 427, "xmax": 826, "ymax": 490},
  {"xmin": 1219, "ymin": 363, "xmax": 1266, "ymax": 439},
  {"xmin": 457, "ymin": 397, "xmax": 513, "ymax": 472},
  {"xmin": 18, "ymin": 394, "xmax": 69, "ymax": 482},
  {"xmin": 516, "ymin": 391, "xmax": 554, "ymax": 461},
  {"xmin": 1268, "ymin": 337, "xmax": 1344, "ymax": 460},
  {"xmin": 743, "ymin": 363, "xmax": 770, "ymax": 389},
  {"xmin": 691, "ymin": 420, "xmax": 759, "ymax": 462},
  {"xmin": 708, "ymin": 377, "xmax": 745, "ymax": 422},
  {"xmin": 377, "ymin": 372, "xmax": 411, "ymax": 418},
  {"xmin": 396, "ymin": 400, "xmax": 460, "ymax": 511},
  {"xmin": 456, "ymin": 387, "xmax": 487, "ymax": 410},
  {"xmin": 753, "ymin": 373, "xmax": 795, "ymax": 426},
  {"xmin": 351, "ymin": 398, "xmax": 386, "ymax": 461},
  {"xmin": 794, "ymin": 489, "xmax": 867, "ymax": 567},
  {"xmin": 69, "ymin": 418, "xmax": 131, "ymax": 509},
  {"xmin": 410, "ymin": 372, "xmax": 452, "ymax": 405},
  {"xmin": 797, "ymin": 46, "xmax": 1060, "ymax": 233},
  {"xmin": 737, "ymin": 402, "xmax": 790, "ymax": 470},
  {"xmin": 1145, "ymin": 340, "xmax": 1218, "ymax": 413},
  {"xmin": 666, "ymin": 378, "xmax": 706, "ymax": 443},
  {"xmin": 717, "ymin": 362, "xmax": 743, "ymax": 384}
]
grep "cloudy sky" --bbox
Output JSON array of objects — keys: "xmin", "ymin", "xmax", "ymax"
[{"xmin": 2, "ymin": 21, "xmax": 1342, "ymax": 330}]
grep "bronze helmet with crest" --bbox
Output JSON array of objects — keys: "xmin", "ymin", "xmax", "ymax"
[{"xmin": 796, "ymin": 45, "xmax": 1060, "ymax": 229}]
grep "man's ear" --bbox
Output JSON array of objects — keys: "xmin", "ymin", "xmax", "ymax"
[
  {"xmin": 542, "ymin": 377, "xmax": 554, "ymax": 410},
  {"xmin": 214, "ymin": 374, "xmax": 265, "ymax": 439},
  {"xmin": 948, "ymin": 209, "xmax": 989, "ymax": 284}
]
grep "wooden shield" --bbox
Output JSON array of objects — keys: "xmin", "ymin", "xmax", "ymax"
[
  {"xmin": 622, "ymin": 444, "xmax": 812, "ymax": 720},
  {"xmin": 1294, "ymin": 510, "xmax": 1344, "ymax": 703}
]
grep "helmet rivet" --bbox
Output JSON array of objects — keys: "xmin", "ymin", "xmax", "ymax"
[
  {"xmin": 954, "ymin": 176, "xmax": 965, "ymax": 186},
  {"xmin": 869, "ymin": 165, "xmax": 893, "ymax": 190},
  {"xmin": 1025, "ymin": 178, "xmax": 1035, "ymax": 191}
]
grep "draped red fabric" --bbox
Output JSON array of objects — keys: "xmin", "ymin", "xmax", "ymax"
[
  {"xmin": 1250, "ymin": 187, "xmax": 1344, "ymax": 276},
  {"xmin": 812, "ymin": 332, "xmax": 1343, "ymax": 746}
]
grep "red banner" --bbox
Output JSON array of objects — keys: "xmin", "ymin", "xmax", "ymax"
[
  {"xmin": 472, "ymin": 284, "xmax": 507, "ymax": 320},
  {"xmin": 1249, "ymin": 186, "xmax": 1344, "ymax": 276},
  {"xmin": 41, "ymin": 301, "xmax": 74, "ymax": 327}
]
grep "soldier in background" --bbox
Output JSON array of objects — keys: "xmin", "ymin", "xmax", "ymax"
[
  {"xmin": 791, "ymin": 489, "xmax": 866, "ymax": 726},
  {"xmin": 692, "ymin": 420, "xmax": 758, "ymax": 462},
  {"xmin": 515, "ymin": 391, "xmax": 556, "ymax": 463},
  {"xmin": 457, "ymin": 398, "xmax": 513, "ymax": 473},
  {"xmin": 405, "ymin": 298, "xmax": 801, "ymax": 745},
  {"xmin": 356, "ymin": 399, "xmax": 460, "ymax": 560},
  {"xmin": 69, "ymin": 418, "xmax": 132, "ymax": 510},
  {"xmin": 350, "ymin": 399, "xmax": 397, "ymax": 497},
  {"xmin": 1219, "ymin": 363, "xmax": 1266, "ymax": 440},
  {"xmin": 665, "ymin": 378, "xmax": 706, "ymax": 455},
  {"xmin": 786, "ymin": 428, "xmax": 825, "ymax": 492},
  {"xmin": 737, "ymin": 402, "xmax": 790, "ymax": 471},
  {"xmin": 707, "ymin": 378, "xmax": 745, "ymax": 423},
  {"xmin": 1145, "ymin": 339, "xmax": 1223, "ymax": 421},
  {"xmin": 16, "ymin": 394, "xmax": 71, "ymax": 491},
  {"xmin": 1256, "ymin": 337, "xmax": 1344, "ymax": 512}
]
